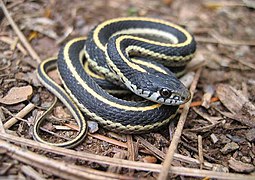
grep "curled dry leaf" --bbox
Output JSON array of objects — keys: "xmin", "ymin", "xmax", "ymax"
[{"xmin": 0, "ymin": 86, "xmax": 33, "ymax": 105}]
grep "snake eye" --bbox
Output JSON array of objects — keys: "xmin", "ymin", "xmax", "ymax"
[{"xmin": 160, "ymin": 88, "xmax": 172, "ymax": 98}]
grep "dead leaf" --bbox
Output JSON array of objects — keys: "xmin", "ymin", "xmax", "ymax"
[
  {"xmin": 0, "ymin": 86, "xmax": 33, "ymax": 105},
  {"xmin": 15, "ymin": 71, "xmax": 41, "ymax": 87},
  {"xmin": 216, "ymin": 84, "xmax": 255, "ymax": 114},
  {"xmin": 216, "ymin": 84, "xmax": 255, "ymax": 127}
]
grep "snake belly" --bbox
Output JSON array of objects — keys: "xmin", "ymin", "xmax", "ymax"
[{"xmin": 35, "ymin": 17, "xmax": 196, "ymax": 148}]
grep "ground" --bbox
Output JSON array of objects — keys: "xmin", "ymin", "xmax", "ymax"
[{"xmin": 0, "ymin": 0, "xmax": 255, "ymax": 179}]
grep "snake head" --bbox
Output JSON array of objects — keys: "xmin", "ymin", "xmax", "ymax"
[{"xmin": 129, "ymin": 72, "xmax": 191, "ymax": 105}]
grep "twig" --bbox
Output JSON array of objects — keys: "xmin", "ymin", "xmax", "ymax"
[
  {"xmin": 20, "ymin": 165, "xmax": 46, "ymax": 180},
  {"xmin": 158, "ymin": 67, "xmax": 202, "ymax": 180},
  {"xmin": 127, "ymin": 135, "xmax": 136, "ymax": 175},
  {"xmin": 0, "ymin": 36, "xmax": 27, "ymax": 55},
  {"xmin": 180, "ymin": 141, "xmax": 219, "ymax": 163},
  {"xmin": 0, "ymin": 133, "xmax": 254, "ymax": 179},
  {"xmin": 0, "ymin": 0, "xmax": 41, "ymax": 63},
  {"xmin": 0, "ymin": 107, "xmax": 5, "ymax": 133},
  {"xmin": 89, "ymin": 133, "xmax": 128, "ymax": 148},
  {"xmin": 40, "ymin": 127, "xmax": 72, "ymax": 141},
  {"xmin": 198, "ymin": 135, "xmax": 204, "ymax": 169},
  {"xmin": 226, "ymin": 54, "xmax": 255, "ymax": 70},
  {"xmin": 135, "ymin": 135, "xmax": 213, "ymax": 169},
  {"xmin": 3, "ymin": 103, "xmax": 35, "ymax": 129},
  {"xmin": 135, "ymin": 135, "xmax": 165, "ymax": 161},
  {"xmin": 127, "ymin": 135, "xmax": 135, "ymax": 161},
  {"xmin": 180, "ymin": 97, "xmax": 219, "ymax": 108},
  {"xmin": 1, "ymin": 140, "xmax": 129, "ymax": 180}
]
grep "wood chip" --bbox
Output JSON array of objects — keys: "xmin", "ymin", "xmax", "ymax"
[
  {"xmin": 228, "ymin": 157, "xmax": 255, "ymax": 173},
  {"xmin": 0, "ymin": 85, "xmax": 33, "ymax": 105},
  {"xmin": 210, "ymin": 133, "xmax": 218, "ymax": 144},
  {"xmin": 202, "ymin": 85, "xmax": 215, "ymax": 109},
  {"xmin": 220, "ymin": 142, "xmax": 239, "ymax": 155}
]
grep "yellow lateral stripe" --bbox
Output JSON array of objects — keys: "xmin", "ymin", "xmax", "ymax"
[
  {"xmin": 115, "ymin": 36, "xmax": 180, "ymax": 73},
  {"xmin": 84, "ymin": 61, "xmax": 105, "ymax": 79},
  {"xmin": 114, "ymin": 42, "xmax": 146, "ymax": 73},
  {"xmin": 64, "ymin": 38, "xmax": 161, "ymax": 111},
  {"xmin": 38, "ymin": 58, "xmax": 85, "ymax": 126},
  {"xmin": 131, "ymin": 58, "xmax": 168, "ymax": 74},
  {"xmin": 93, "ymin": 17, "xmax": 193, "ymax": 51}
]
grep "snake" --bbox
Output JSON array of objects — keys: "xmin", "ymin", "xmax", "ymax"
[{"xmin": 34, "ymin": 17, "xmax": 196, "ymax": 148}]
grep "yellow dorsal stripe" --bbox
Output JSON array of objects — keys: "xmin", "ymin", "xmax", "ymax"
[
  {"xmin": 64, "ymin": 38, "xmax": 161, "ymax": 111},
  {"xmin": 93, "ymin": 17, "xmax": 192, "ymax": 51}
]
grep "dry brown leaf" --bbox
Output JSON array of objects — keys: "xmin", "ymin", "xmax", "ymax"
[
  {"xmin": 0, "ymin": 86, "xmax": 33, "ymax": 105},
  {"xmin": 216, "ymin": 84, "xmax": 255, "ymax": 127},
  {"xmin": 216, "ymin": 84, "xmax": 255, "ymax": 114}
]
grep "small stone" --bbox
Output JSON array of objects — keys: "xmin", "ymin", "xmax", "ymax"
[
  {"xmin": 245, "ymin": 128, "xmax": 255, "ymax": 142},
  {"xmin": 229, "ymin": 157, "xmax": 255, "ymax": 173},
  {"xmin": 210, "ymin": 133, "xmax": 218, "ymax": 144},
  {"xmin": 220, "ymin": 142, "xmax": 239, "ymax": 154},
  {"xmin": 87, "ymin": 120, "xmax": 99, "ymax": 133}
]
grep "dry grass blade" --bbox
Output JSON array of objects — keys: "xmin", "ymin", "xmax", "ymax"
[
  {"xmin": 198, "ymin": 135, "xmax": 204, "ymax": 169},
  {"xmin": 158, "ymin": 67, "xmax": 202, "ymax": 180}
]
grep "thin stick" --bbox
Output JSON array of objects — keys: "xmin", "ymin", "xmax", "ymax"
[
  {"xmin": 0, "ymin": 0, "xmax": 41, "ymax": 63},
  {"xmin": 20, "ymin": 165, "xmax": 46, "ymax": 180},
  {"xmin": 1, "ymin": 140, "xmax": 129, "ymax": 180},
  {"xmin": 0, "ymin": 107, "xmax": 5, "ymax": 133},
  {"xmin": 0, "ymin": 36, "xmax": 27, "ymax": 55},
  {"xmin": 3, "ymin": 103, "xmax": 35, "ymax": 129},
  {"xmin": 127, "ymin": 135, "xmax": 135, "ymax": 161},
  {"xmin": 158, "ymin": 67, "xmax": 202, "ymax": 180},
  {"xmin": 0, "ymin": 133, "xmax": 254, "ymax": 180},
  {"xmin": 198, "ymin": 135, "xmax": 204, "ymax": 169}
]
